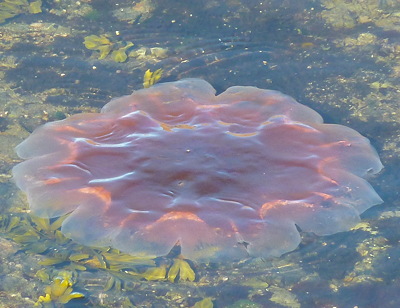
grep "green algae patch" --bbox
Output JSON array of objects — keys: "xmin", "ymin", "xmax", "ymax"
[
  {"xmin": 111, "ymin": 42, "xmax": 134, "ymax": 62},
  {"xmin": 28, "ymin": 0, "xmax": 41, "ymax": 14},
  {"xmin": 143, "ymin": 68, "xmax": 163, "ymax": 88},
  {"xmin": 193, "ymin": 297, "xmax": 214, "ymax": 308},
  {"xmin": 0, "ymin": 0, "xmax": 42, "ymax": 24},
  {"xmin": 83, "ymin": 34, "xmax": 135, "ymax": 62},
  {"xmin": 83, "ymin": 34, "xmax": 113, "ymax": 59},
  {"xmin": 83, "ymin": 33, "xmax": 168, "ymax": 64},
  {"xmin": 34, "ymin": 272, "xmax": 84, "ymax": 306},
  {"xmin": 167, "ymin": 258, "xmax": 196, "ymax": 282},
  {"xmin": 268, "ymin": 286, "xmax": 300, "ymax": 308},
  {"xmin": 320, "ymin": 0, "xmax": 400, "ymax": 31},
  {"xmin": 141, "ymin": 264, "xmax": 168, "ymax": 281},
  {"xmin": 141, "ymin": 257, "xmax": 196, "ymax": 282}
]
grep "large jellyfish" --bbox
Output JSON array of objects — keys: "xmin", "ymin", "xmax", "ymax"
[{"xmin": 13, "ymin": 79, "xmax": 383, "ymax": 261}]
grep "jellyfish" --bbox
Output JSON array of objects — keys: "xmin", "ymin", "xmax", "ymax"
[{"xmin": 12, "ymin": 79, "xmax": 383, "ymax": 261}]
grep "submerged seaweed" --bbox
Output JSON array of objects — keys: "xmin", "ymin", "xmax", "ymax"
[
  {"xmin": 34, "ymin": 271, "xmax": 84, "ymax": 307},
  {"xmin": 0, "ymin": 0, "xmax": 42, "ymax": 24},
  {"xmin": 143, "ymin": 68, "xmax": 163, "ymax": 87}
]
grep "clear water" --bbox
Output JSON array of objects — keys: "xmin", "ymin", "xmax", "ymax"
[{"xmin": 0, "ymin": 0, "xmax": 399, "ymax": 307}]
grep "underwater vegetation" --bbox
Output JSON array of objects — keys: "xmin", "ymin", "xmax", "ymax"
[
  {"xmin": 0, "ymin": 212, "xmax": 195, "ymax": 279},
  {"xmin": 0, "ymin": 213, "xmax": 70, "ymax": 254},
  {"xmin": 192, "ymin": 297, "xmax": 214, "ymax": 308},
  {"xmin": 0, "ymin": 211, "xmax": 196, "ymax": 305},
  {"xmin": 83, "ymin": 8, "xmax": 102, "ymax": 21},
  {"xmin": 83, "ymin": 34, "xmax": 168, "ymax": 63},
  {"xmin": 320, "ymin": 0, "xmax": 400, "ymax": 31},
  {"xmin": 129, "ymin": 46, "xmax": 169, "ymax": 60},
  {"xmin": 0, "ymin": 0, "xmax": 42, "ymax": 24},
  {"xmin": 83, "ymin": 34, "xmax": 113, "ymax": 60},
  {"xmin": 83, "ymin": 34, "xmax": 134, "ymax": 63},
  {"xmin": 34, "ymin": 271, "xmax": 84, "ymax": 307},
  {"xmin": 111, "ymin": 41, "xmax": 134, "ymax": 63},
  {"xmin": 143, "ymin": 68, "xmax": 163, "ymax": 88},
  {"xmin": 140, "ymin": 255, "xmax": 195, "ymax": 282}
]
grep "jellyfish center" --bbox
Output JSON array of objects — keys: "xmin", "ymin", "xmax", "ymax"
[{"xmin": 129, "ymin": 122, "xmax": 268, "ymax": 212}]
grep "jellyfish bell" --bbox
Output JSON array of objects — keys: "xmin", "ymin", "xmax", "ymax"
[{"xmin": 13, "ymin": 78, "xmax": 383, "ymax": 261}]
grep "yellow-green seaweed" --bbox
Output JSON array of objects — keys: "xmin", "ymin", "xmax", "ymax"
[
  {"xmin": 28, "ymin": 0, "xmax": 41, "ymax": 13},
  {"xmin": 167, "ymin": 258, "xmax": 196, "ymax": 282},
  {"xmin": 141, "ymin": 257, "xmax": 195, "ymax": 282},
  {"xmin": 9, "ymin": 215, "xmax": 70, "ymax": 253},
  {"xmin": 0, "ymin": 214, "xmax": 20, "ymax": 233},
  {"xmin": 83, "ymin": 34, "xmax": 113, "ymax": 59},
  {"xmin": 129, "ymin": 46, "xmax": 169, "ymax": 60},
  {"xmin": 111, "ymin": 41, "xmax": 134, "ymax": 62},
  {"xmin": 143, "ymin": 68, "xmax": 163, "ymax": 88},
  {"xmin": 34, "ymin": 272, "xmax": 84, "ymax": 306},
  {"xmin": 142, "ymin": 264, "xmax": 168, "ymax": 281},
  {"xmin": 193, "ymin": 297, "xmax": 214, "ymax": 308},
  {"xmin": 83, "ymin": 34, "xmax": 136, "ymax": 62},
  {"xmin": 35, "ymin": 269, "xmax": 50, "ymax": 283},
  {"xmin": 3, "ymin": 210, "xmax": 197, "ymax": 307},
  {"xmin": 0, "ymin": 0, "xmax": 41, "ymax": 24}
]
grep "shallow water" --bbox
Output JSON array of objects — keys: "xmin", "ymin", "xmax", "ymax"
[{"xmin": 0, "ymin": 0, "xmax": 399, "ymax": 307}]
